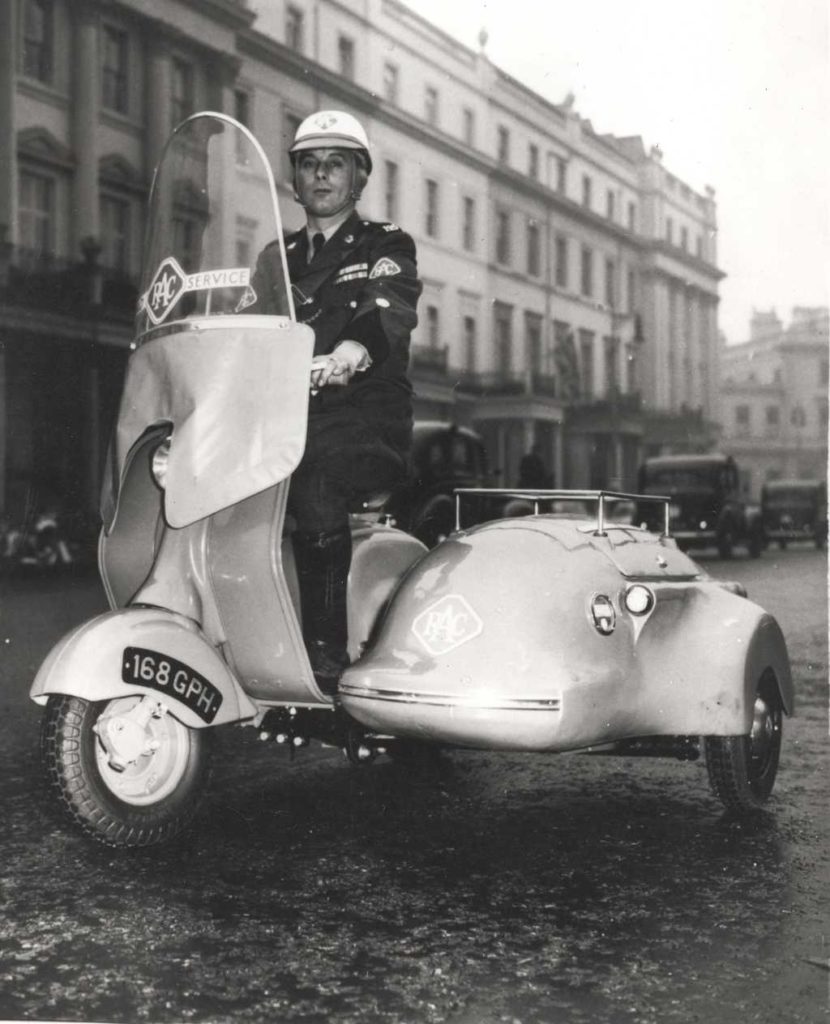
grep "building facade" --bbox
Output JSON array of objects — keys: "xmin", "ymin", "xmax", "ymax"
[
  {"xmin": 719, "ymin": 307, "xmax": 829, "ymax": 498},
  {"xmin": 0, "ymin": 0, "xmax": 724, "ymax": 530}
]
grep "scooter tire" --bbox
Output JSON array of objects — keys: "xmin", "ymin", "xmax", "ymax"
[{"xmin": 41, "ymin": 694, "xmax": 212, "ymax": 848}]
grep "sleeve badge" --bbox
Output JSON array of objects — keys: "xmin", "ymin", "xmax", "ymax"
[{"xmin": 369, "ymin": 257, "xmax": 402, "ymax": 279}]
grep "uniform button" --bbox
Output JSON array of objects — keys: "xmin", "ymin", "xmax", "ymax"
[
  {"xmin": 349, "ymin": 300, "xmax": 357, "ymax": 308},
  {"xmin": 375, "ymin": 297, "xmax": 390, "ymax": 308}
]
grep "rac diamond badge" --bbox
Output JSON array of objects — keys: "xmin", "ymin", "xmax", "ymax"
[
  {"xmin": 144, "ymin": 256, "xmax": 187, "ymax": 325},
  {"xmin": 412, "ymin": 594, "xmax": 483, "ymax": 656}
]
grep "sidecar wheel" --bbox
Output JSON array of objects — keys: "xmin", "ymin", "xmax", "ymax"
[
  {"xmin": 41, "ymin": 694, "xmax": 211, "ymax": 848},
  {"xmin": 704, "ymin": 672, "xmax": 782, "ymax": 813}
]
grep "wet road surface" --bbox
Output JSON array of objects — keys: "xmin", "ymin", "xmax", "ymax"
[{"xmin": 0, "ymin": 547, "xmax": 827, "ymax": 1023}]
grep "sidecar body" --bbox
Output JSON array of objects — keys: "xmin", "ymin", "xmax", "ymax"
[{"xmin": 340, "ymin": 491, "xmax": 793, "ymax": 754}]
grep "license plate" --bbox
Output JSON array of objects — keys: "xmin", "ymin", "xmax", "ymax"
[{"xmin": 121, "ymin": 647, "xmax": 223, "ymax": 723}]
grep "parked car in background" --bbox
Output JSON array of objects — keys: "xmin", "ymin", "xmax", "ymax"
[
  {"xmin": 635, "ymin": 453, "xmax": 763, "ymax": 558},
  {"xmin": 382, "ymin": 422, "xmax": 494, "ymax": 547},
  {"xmin": 761, "ymin": 479, "xmax": 827, "ymax": 549}
]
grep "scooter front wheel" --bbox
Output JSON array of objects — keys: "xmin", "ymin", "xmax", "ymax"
[{"xmin": 41, "ymin": 694, "xmax": 211, "ymax": 847}]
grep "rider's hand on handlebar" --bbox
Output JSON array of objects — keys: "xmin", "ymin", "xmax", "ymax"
[{"xmin": 310, "ymin": 341, "xmax": 371, "ymax": 392}]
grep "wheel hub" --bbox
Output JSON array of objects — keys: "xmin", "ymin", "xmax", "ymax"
[
  {"xmin": 93, "ymin": 696, "xmax": 192, "ymax": 805},
  {"xmin": 95, "ymin": 707, "xmax": 160, "ymax": 770},
  {"xmin": 749, "ymin": 695, "xmax": 777, "ymax": 768}
]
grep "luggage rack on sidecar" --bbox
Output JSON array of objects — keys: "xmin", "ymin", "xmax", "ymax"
[{"xmin": 452, "ymin": 488, "xmax": 672, "ymax": 538}]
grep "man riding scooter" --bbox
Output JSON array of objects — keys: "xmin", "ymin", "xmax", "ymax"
[{"xmin": 247, "ymin": 111, "xmax": 422, "ymax": 694}]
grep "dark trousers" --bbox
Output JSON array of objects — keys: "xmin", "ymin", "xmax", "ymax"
[{"xmin": 288, "ymin": 410, "xmax": 407, "ymax": 687}]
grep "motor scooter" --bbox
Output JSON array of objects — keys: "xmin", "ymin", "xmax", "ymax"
[{"xmin": 31, "ymin": 114, "xmax": 793, "ymax": 848}]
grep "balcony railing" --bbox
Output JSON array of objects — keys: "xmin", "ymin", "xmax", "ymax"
[
  {"xmin": 530, "ymin": 373, "xmax": 557, "ymax": 397},
  {"xmin": 454, "ymin": 370, "xmax": 526, "ymax": 397},
  {"xmin": 411, "ymin": 363, "xmax": 564, "ymax": 400},
  {"xmin": 570, "ymin": 390, "xmax": 643, "ymax": 416},
  {"xmin": 0, "ymin": 244, "xmax": 138, "ymax": 321}
]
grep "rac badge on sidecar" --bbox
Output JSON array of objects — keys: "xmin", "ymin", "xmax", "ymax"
[
  {"xmin": 122, "ymin": 647, "xmax": 223, "ymax": 723},
  {"xmin": 412, "ymin": 594, "xmax": 483, "ymax": 656}
]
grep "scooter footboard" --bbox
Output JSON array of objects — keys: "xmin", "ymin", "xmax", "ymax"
[{"xmin": 30, "ymin": 608, "xmax": 257, "ymax": 727}]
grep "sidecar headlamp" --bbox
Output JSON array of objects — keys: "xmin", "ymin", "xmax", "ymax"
[
  {"xmin": 624, "ymin": 584, "xmax": 654, "ymax": 616},
  {"xmin": 589, "ymin": 594, "xmax": 616, "ymax": 636},
  {"xmin": 151, "ymin": 439, "xmax": 171, "ymax": 490}
]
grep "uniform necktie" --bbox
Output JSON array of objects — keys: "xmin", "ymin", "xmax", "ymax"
[{"xmin": 311, "ymin": 232, "xmax": 325, "ymax": 261}]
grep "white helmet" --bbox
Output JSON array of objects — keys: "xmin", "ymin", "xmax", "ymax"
[{"xmin": 289, "ymin": 110, "xmax": 372, "ymax": 173}]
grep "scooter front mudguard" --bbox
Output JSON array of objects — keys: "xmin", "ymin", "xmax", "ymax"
[{"xmin": 30, "ymin": 607, "xmax": 257, "ymax": 727}]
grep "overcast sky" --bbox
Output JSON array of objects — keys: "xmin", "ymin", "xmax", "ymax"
[{"xmin": 406, "ymin": 0, "xmax": 830, "ymax": 344}]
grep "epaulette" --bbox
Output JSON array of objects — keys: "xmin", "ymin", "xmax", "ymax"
[{"xmin": 360, "ymin": 220, "xmax": 405, "ymax": 236}]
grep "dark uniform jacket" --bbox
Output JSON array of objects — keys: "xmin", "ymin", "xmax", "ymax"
[{"xmin": 249, "ymin": 210, "xmax": 422, "ymax": 461}]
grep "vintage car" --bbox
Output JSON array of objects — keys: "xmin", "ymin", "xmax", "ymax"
[
  {"xmin": 761, "ymin": 479, "xmax": 827, "ymax": 549},
  {"xmin": 382, "ymin": 422, "xmax": 494, "ymax": 547},
  {"xmin": 636, "ymin": 453, "xmax": 763, "ymax": 558}
]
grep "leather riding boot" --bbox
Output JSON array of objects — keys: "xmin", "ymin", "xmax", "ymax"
[{"xmin": 292, "ymin": 527, "xmax": 352, "ymax": 696}]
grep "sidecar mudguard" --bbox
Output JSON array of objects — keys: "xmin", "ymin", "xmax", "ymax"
[{"xmin": 30, "ymin": 607, "xmax": 256, "ymax": 727}]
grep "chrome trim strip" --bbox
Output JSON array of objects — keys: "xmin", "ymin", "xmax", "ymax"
[
  {"xmin": 135, "ymin": 315, "xmax": 295, "ymax": 347},
  {"xmin": 339, "ymin": 685, "xmax": 561, "ymax": 711}
]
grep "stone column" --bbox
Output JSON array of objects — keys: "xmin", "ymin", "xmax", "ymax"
[
  {"xmin": 71, "ymin": 1, "xmax": 100, "ymax": 255},
  {"xmin": 0, "ymin": 0, "xmax": 15, "ymax": 516},
  {"xmin": 0, "ymin": 338, "xmax": 6, "ymax": 516},
  {"xmin": 523, "ymin": 418, "xmax": 535, "ymax": 456},
  {"xmin": 145, "ymin": 37, "xmax": 172, "ymax": 181},
  {"xmin": 206, "ymin": 52, "xmax": 241, "ymax": 114},
  {"xmin": 497, "ymin": 424, "xmax": 507, "ymax": 487},
  {"xmin": 554, "ymin": 423, "xmax": 564, "ymax": 488},
  {"xmin": 611, "ymin": 435, "xmax": 623, "ymax": 491},
  {"xmin": 0, "ymin": 0, "xmax": 16, "ymax": 245},
  {"xmin": 85, "ymin": 363, "xmax": 100, "ymax": 513}
]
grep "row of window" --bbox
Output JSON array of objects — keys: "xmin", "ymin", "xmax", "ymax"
[
  {"xmin": 22, "ymin": 0, "xmax": 700, "ymax": 267},
  {"xmin": 664, "ymin": 217, "xmax": 705, "ymax": 258},
  {"xmin": 19, "ymin": 156, "xmax": 635, "ymax": 397},
  {"xmin": 19, "ymin": 167, "xmax": 135, "ymax": 271},
  {"xmin": 19, "ymin": 151, "xmax": 641, "ymax": 315},
  {"xmin": 419, "ymin": 304, "xmax": 633, "ymax": 396},
  {"xmin": 734, "ymin": 403, "xmax": 828, "ymax": 431},
  {"xmin": 374, "ymin": 161, "xmax": 635, "ymax": 305},
  {"xmin": 284, "ymin": 5, "xmax": 649, "ymax": 227},
  {"xmin": 725, "ymin": 359, "xmax": 829, "ymax": 387},
  {"xmin": 22, "ymin": 0, "xmax": 198, "ymax": 129},
  {"xmin": 22, "ymin": 0, "xmax": 714, "ymax": 268}
]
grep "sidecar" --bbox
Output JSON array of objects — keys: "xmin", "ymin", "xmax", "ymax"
[{"xmin": 341, "ymin": 489, "xmax": 792, "ymax": 812}]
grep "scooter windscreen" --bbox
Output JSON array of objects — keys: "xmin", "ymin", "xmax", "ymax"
[{"xmin": 105, "ymin": 112, "xmax": 314, "ymax": 529}]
